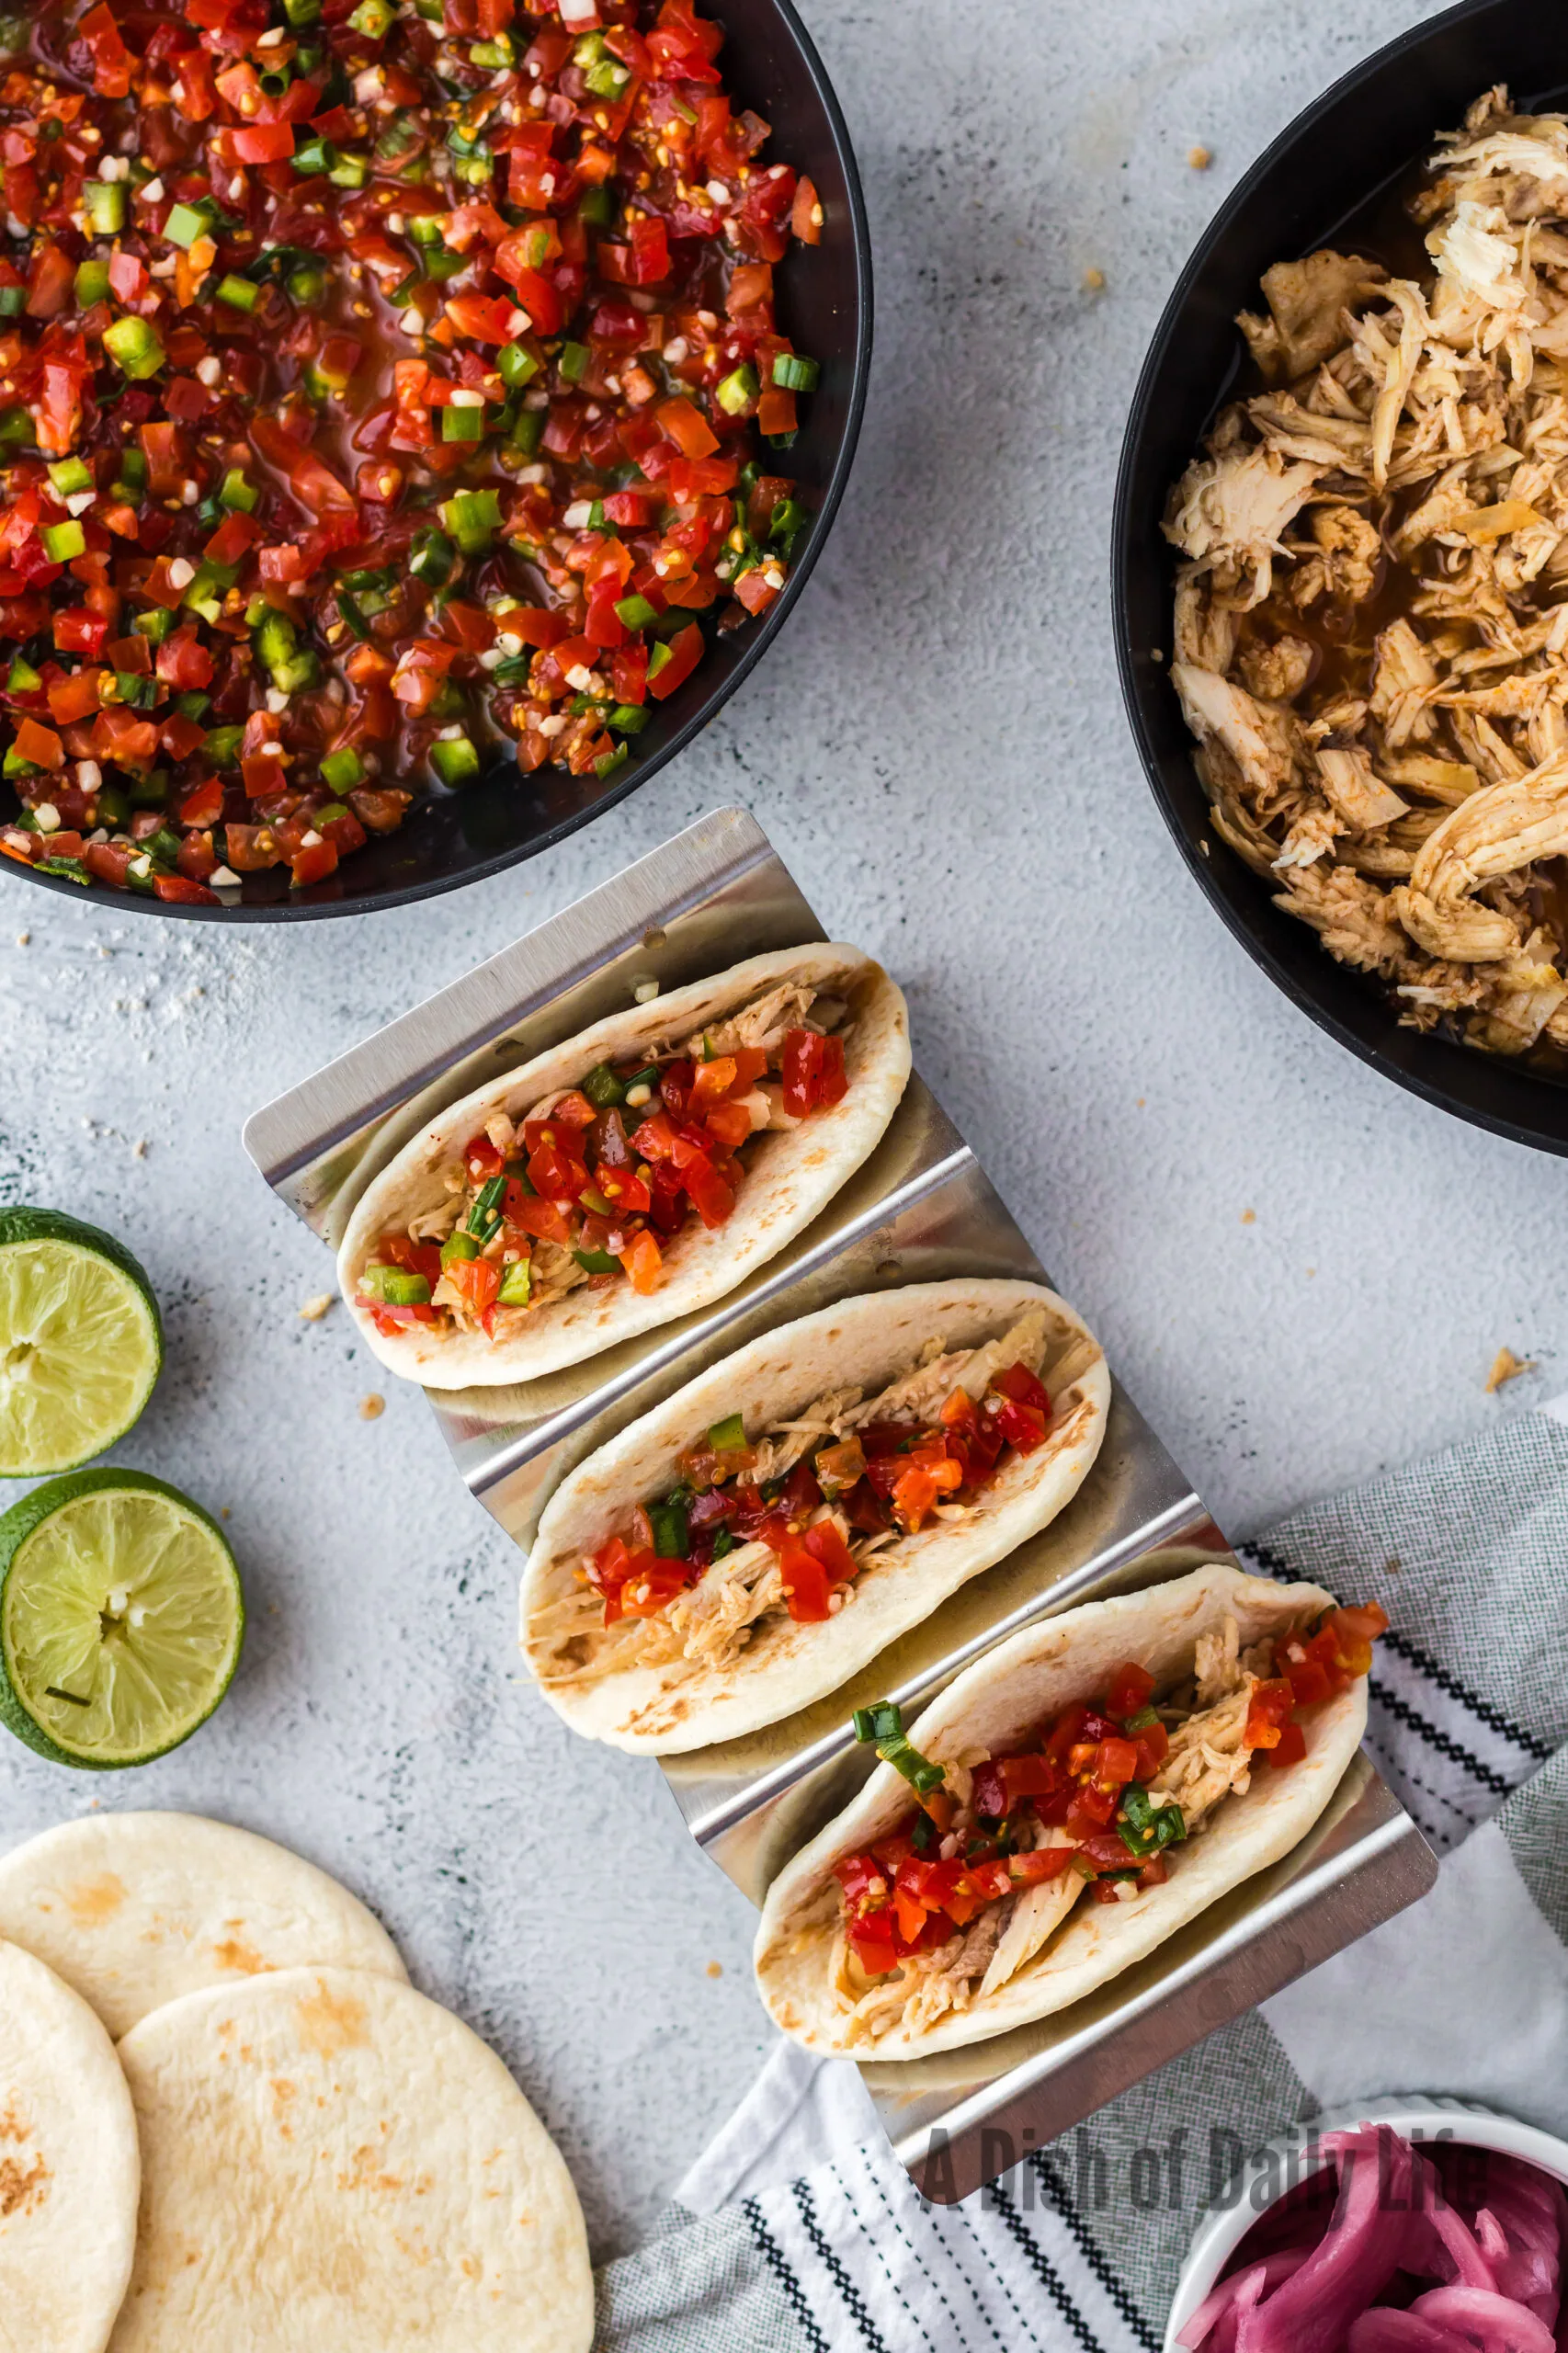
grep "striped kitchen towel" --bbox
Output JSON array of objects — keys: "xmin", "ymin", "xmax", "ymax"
[{"xmin": 594, "ymin": 1400, "xmax": 1568, "ymax": 2353}]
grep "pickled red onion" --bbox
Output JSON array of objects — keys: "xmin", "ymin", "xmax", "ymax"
[{"xmin": 1179, "ymin": 2127, "xmax": 1565, "ymax": 2353}]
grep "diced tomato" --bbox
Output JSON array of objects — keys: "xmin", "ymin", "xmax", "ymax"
[
  {"xmin": 616, "ymin": 1227, "xmax": 663, "ymax": 1294},
  {"xmin": 1244, "ymin": 1679, "xmax": 1298, "ymax": 1751},
  {"xmin": 153, "ymin": 872, "xmax": 219, "ymax": 904},
  {"xmin": 1064, "ymin": 1782, "xmax": 1118, "ymax": 1836},
  {"xmin": 47, "ymin": 669, "xmax": 103, "ymax": 723},
  {"xmin": 681, "ymin": 1153, "xmax": 733, "ymax": 1228},
  {"xmin": 654, "ymin": 397, "xmax": 720, "ymax": 459},
  {"xmin": 13, "ymin": 716, "xmax": 63, "ymax": 770},
  {"xmin": 1106, "ymin": 1662, "xmax": 1156, "ymax": 1721},
  {"xmin": 444, "ymin": 1256, "xmax": 501, "ymax": 1315},
  {"xmin": 991, "ymin": 1395, "xmax": 1050, "ymax": 1456},
  {"xmin": 792, "ymin": 174, "xmax": 823, "ymax": 244},
  {"xmin": 647, "ymin": 620, "xmax": 703, "ymax": 701},
  {"xmin": 233, "ymin": 120, "xmax": 296, "ymax": 163},
  {"xmin": 781, "ymin": 1027, "xmax": 844, "ymax": 1118},
  {"xmin": 1265, "ymin": 1721, "xmax": 1309, "ymax": 1769},
  {"xmin": 1092, "ymin": 1735, "xmax": 1139, "ymax": 1791},
  {"xmin": 179, "ymin": 778, "xmax": 225, "ymax": 829}
]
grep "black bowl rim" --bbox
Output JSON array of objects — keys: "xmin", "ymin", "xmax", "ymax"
[
  {"xmin": 1111, "ymin": 0, "xmax": 1568, "ymax": 1159},
  {"xmin": 6, "ymin": 0, "xmax": 872, "ymax": 927}
]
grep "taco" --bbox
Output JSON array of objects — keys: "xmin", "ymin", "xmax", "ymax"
[
  {"xmin": 754, "ymin": 1563, "xmax": 1384, "ymax": 2057},
  {"xmin": 338, "ymin": 946, "xmax": 910, "ymax": 1390},
  {"xmin": 520, "ymin": 1279, "xmax": 1111, "ymax": 1752}
]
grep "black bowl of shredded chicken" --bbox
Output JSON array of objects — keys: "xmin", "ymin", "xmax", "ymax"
[{"xmin": 1115, "ymin": 0, "xmax": 1568, "ymax": 1154}]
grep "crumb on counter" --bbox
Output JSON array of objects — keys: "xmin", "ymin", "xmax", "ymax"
[
  {"xmin": 1241, "ymin": 1209, "xmax": 1256, "ymax": 1224},
  {"xmin": 1082, "ymin": 266, "xmax": 1106, "ymax": 292},
  {"xmin": 632, "ymin": 977, "xmax": 661, "ymax": 1005},
  {"xmin": 15, "ymin": 931, "xmax": 28, "ymax": 946},
  {"xmin": 299, "ymin": 1295, "xmax": 335, "ymax": 1323},
  {"xmin": 1486, "ymin": 1347, "xmax": 1537, "ymax": 1392},
  {"xmin": 360, "ymin": 1392, "xmax": 386, "ymax": 1421},
  {"xmin": 1188, "ymin": 145, "xmax": 1212, "ymax": 169},
  {"xmin": 706, "ymin": 1961, "xmax": 723, "ymax": 1979},
  {"xmin": 131, "ymin": 1139, "xmax": 147, "ymax": 1159}
]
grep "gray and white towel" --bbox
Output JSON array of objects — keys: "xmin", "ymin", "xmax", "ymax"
[{"xmin": 596, "ymin": 1401, "xmax": 1568, "ymax": 2353}]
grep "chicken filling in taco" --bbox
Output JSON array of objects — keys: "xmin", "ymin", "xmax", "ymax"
[
  {"xmin": 354, "ymin": 979, "xmax": 853, "ymax": 1344},
  {"xmin": 535, "ymin": 1309, "xmax": 1059, "ymax": 1681},
  {"xmin": 822, "ymin": 1601, "xmax": 1386, "ymax": 2046}
]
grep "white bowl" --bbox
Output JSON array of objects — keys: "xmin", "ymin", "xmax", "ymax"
[{"xmin": 1164, "ymin": 2094, "xmax": 1568, "ymax": 2351}]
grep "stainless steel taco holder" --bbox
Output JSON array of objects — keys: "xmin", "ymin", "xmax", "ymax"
[{"xmin": 244, "ymin": 805, "xmax": 1437, "ymax": 2204}]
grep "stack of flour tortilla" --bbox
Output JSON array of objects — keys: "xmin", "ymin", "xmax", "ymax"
[{"xmin": 0, "ymin": 1812, "xmax": 591, "ymax": 2353}]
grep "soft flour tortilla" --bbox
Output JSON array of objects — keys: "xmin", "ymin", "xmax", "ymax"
[
  {"xmin": 0, "ymin": 1813, "xmax": 406, "ymax": 2039},
  {"xmin": 0, "ymin": 1938, "xmax": 139, "ymax": 2353},
  {"xmin": 755, "ymin": 1563, "xmax": 1367, "ymax": 2058},
  {"xmin": 338, "ymin": 945, "xmax": 910, "ymax": 1389},
  {"xmin": 521, "ymin": 1279, "xmax": 1111, "ymax": 1754},
  {"xmin": 109, "ymin": 1967, "xmax": 592, "ymax": 2353}
]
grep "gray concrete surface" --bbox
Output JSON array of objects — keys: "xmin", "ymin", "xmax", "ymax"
[{"xmin": 0, "ymin": 0, "xmax": 1551, "ymax": 2263}]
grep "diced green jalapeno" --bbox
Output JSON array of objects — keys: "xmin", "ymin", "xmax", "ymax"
[
  {"xmin": 84, "ymin": 179, "xmax": 126, "ymax": 234},
  {"xmin": 440, "ymin": 1230, "xmax": 480, "ymax": 1267},
  {"xmin": 320, "ymin": 745, "xmax": 364, "ymax": 793},
  {"xmin": 441, "ymin": 402, "xmax": 485, "ymax": 442},
  {"xmin": 163, "ymin": 201, "xmax": 207, "ymax": 249},
  {"xmin": 40, "ymin": 520, "xmax": 85, "ymax": 563},
  {"xmin": 497, "ymin": 340, "xmax": 540, "ymax": 389},
  {"xmin": 496, "ymin": 1258, "xmax": 531, "ymax": 1306},
  {"xmin": 614, "ymin": 593, "xmax": 659, "ymax": 631},
  {"xmin": 47, "ymin": 457, "xmax": 92, "ymax": 496},
  {"xmin": 580, "ymin": 1063, "xmax": 625, "ymax": 1108},
  {"xmin": 203, "ymin": 724, "xmax": 244, "ymax": 767},
  {"xmin": 647, "ymin": 1497, "xmax": 689, "ymax": 1559},
  {"xmin": 430, "ymin": 734, "xmax": 480, "ymax": 786},
  {"xmin": 408, "ymin": 526, "xmax": 455, "ymax": 586},
  {"xmin": 572, "ymin": 1246, "xmax": 621, "ymax": 1276},
  {"xmin": 219, "ymin": 467, "xmax": 258, "ymax": 513},
  {"xmin": 103, "ymin": 316, "xmax": 165, "ymax": 380},
  {"xmin": 359, "ymin": 1265, "xmax": 431, "ymax": 1305},
  {"xmin": 437, "ymin": 488, "xmax": 500, "ymax": 553},
  {"xmin": 74, "ymin": 257, "xmax": 111, "ymax": 306},
  {"xmin": 715, "ymin": 362, "xmax": 758, "ymax": 415},
  {"xmin": 708, "ymin": 1413, "xmax": 747, "ymax": 1454}
]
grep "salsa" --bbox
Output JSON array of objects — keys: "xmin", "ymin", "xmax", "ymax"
[
  {"xmin": 834, "ymin": 1603, "xmax": 1388, "ymax": 1984},
  {"xmin": 588, "ymin": 1354, "xmax": 1053, "ymax": 1628},
  {"xmin": 358, "ymin": 995, "xmax": 847, "ymax": 1341},
  {"xmin": 0, "ymin": 0, "xmax": 823, "ymax": 905}
]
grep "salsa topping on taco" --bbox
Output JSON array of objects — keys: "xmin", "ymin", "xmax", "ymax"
[
  {"xmin": 355, "ymin": 977, "xmax": 849, "ymax": 1341},
  {"xmin": 825, "ymin": 1601, "xmax": 1386, "ymax": 2046},
  {"xmin": 546, "ymin": 1308, "xmax": 1053, "ymax": 1674}
]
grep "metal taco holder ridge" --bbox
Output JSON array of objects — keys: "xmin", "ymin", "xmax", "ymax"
[{"xmin": 243, "ymin": 804, "xmax": 1437, "ymax": 2205}]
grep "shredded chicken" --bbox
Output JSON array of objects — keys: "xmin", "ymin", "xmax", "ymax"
[
  {"xmin": 535, "ymin": 1312, "xmax": 1055, "ymax": 1688},
  {"xmin": 1165, "ymin": 86, "xmax": 1568, "ymax": 1059}
]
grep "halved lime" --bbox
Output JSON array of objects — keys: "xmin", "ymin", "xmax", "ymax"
[
  {"xmin": 0, "ymin": 1208, "xmax": 163, "ymax": 1477},
  {"xmin": 0, "ymin": 1470, "xmax": 243, "ymax": 1768}
]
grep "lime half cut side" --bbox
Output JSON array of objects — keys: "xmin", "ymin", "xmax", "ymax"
[
  {"xmin": 0, "ymin": 1471, "xmax": 243, "ymax": 1768},
  {"xmin": 0, "ymin": 1208, "xmax": 163, "ymax": 1476}
]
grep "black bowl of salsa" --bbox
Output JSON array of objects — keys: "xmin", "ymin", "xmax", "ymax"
[
  {"xmin": 0, "ymin": 0, "xmax": 869, "ymax": 922},
  {"xmin": 1114, "ymin": 0, "xmax": 1568, "ymax": 1157}
]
